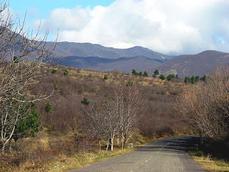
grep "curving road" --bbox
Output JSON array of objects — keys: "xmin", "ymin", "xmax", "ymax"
[{"xmin": 69, "ymin": 136, "xmax": 205, "ymax": 172}]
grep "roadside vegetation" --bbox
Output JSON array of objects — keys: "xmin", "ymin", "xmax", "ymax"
[
  {"xmin": 178, "ymin": 67, "xmax": 229, "ymax": 171},
  {"xmin": 0, "ymin": 1, "xmax": 228, "ymax": 172},
  {"xmin": 0, "ymin": 63, "xmax": 187, "ymax": 171}
]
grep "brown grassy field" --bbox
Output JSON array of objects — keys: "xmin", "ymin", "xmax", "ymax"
[{"xmin": 0, "ymin": 65, "xmax": 189, "ymax": 172}]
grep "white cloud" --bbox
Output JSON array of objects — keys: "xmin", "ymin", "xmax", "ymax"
[{"xmin": 36, "ymin": 0, "xmax": 229, "ymax": 54}]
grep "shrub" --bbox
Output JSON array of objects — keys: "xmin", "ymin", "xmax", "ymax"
[
  {"xmin": 200, "ymin": 75, "xmax": 207, "ymax": 82},
  {"xmin": 132, "ymin": 69, "xmax": 137, "ymax": 75},
  {"xmin": 45, "ymin": 102, "xmax": 53, "ymax": 113},
  {"xmin": 64, "ymin": 69, "xmax": 69, "ymax": 76},
  {"xmin": 15, "ymin": 105, "xmax": 40, "ymax": 139},
  {"xmin": 179, "ymin": 67, "xmax": 229, "ymax": 141},
  {"xmin": 184, "ymin": 77, "xmax": 191, "ymax": 83},
  {"xmin": 103, "ymin": 75, "xmax": 108, "ymax": 80},
  {"xmin": 81, "ymin": 98, "xmax": 90, "ymax": 106},
  {"xmin": 154, "ymin": 69, "xmax": 160, "ymax": 76},
  {"xmin": 166, "ymin": 74, "xmax": 176, "ymax": 81},
  {"xmin": 51, "ymin": 69, "xmax": 57, "ymax": 74},
  {"xmin": 159, "ymin": 74, "xmax": 165, "ymax": 80},
  {"xmin": 143, "ymin": 71, "xmax": 148, "ymax": 77}
]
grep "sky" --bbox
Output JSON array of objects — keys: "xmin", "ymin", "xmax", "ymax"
[{"xmin": 8, "ymin": 0, "xmax": 229, "ymax": 54}]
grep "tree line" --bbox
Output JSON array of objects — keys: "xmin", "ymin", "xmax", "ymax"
[
  {"xmin": 132, "ymin": 69, "xmax": 207, "ymax": 84},
  {"xmin": 132, "ymin": 69, "xmax": 178, "ymax": 81}
]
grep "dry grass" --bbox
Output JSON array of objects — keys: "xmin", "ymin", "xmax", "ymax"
[
  {"xmin": 193, "ymin": 155, "xmax": 229, "ymax": 172},
  {"xmin": 0, "ymin": 65, "xmax": 187, "ymax": 172},
  {"xmin": 47, "ymin": 149, "xmax": 132, "ymax": 172},
  {"xmin": 0, "ymin": 129, "xmax": 138, "ymax": 172},
  {"xmin": 0, "ymin": 149, "xmax": 132, "ymax": 172}
]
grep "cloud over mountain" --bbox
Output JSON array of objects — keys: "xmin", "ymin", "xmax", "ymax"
[{"xmin": 37, "ymin": 0, "xmax": 229, "ymax": 54}]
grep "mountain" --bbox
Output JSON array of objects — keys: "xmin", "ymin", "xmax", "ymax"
[
  {"xmin": 49, "ymin": 42, "xmax": 229, "ymax": 77},
  {"xmin": 46, "ymin": 42, "xmax": 170, "ymax": 60},
  {"xmin": 159, "ymin": 50, "xmax": 229, "ymax": 77},
  {"xmin": 1, "ymin": 28, "xmax": 228, "ymax": 77},
  {"xmin": 53, "ymin": 56, "xmax": 163, "ymax": 73},
  {"xmin": 46, "ymin": 42, "xmax": 169, "ymax": 73}
]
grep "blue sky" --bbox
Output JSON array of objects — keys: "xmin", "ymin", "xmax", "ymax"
[
  {"xmin": 10, "ymin": 0, "xmax": 114, "ymax": 12},
  {"xmin": 9, "ymin": 0, "xmax": 114, "ymax": 21},
  {"xmin": 7, "ymin": 0, "xmax": 229, "ymax": 54}
]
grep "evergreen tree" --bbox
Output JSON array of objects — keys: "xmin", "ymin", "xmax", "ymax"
[
  {"xmin": 153, "ymin": 69, "xmax": 160, "ymax": 76},
  {"xmin": 184, "ymin": 77, "xmax": 190, "ymax": 83},
  {"xmin": 143, "ymin": 71, "xmax": 148, "ymax": 77},
  {"xmin": 132, "ymin": 69, "xmax": 137, "ymax": 75},
  {"xmin": 45, "ymin": 102, "xmax": 53, "ymax": 113},
  {"xmin": 195, "ymin": 76, "xmax": 200, "ymax": 82},
  {"xmin": 159, "ymin": 74, "xmax": 165, "ymax": 80},
  {"xmin": 81, "ymin": 98, "xmax": 90, "ymax": 106},
  {"xmin": 15, "ymin": 104, "xmax": 40, "ymax": 140},
  {"xmin": 200, "ymin": 75, "xmax": 207, "ymax": 82},
  {"xmin": 64, "ymin": 69, "xmax": 69, "ymax": 76},
  {"xmin": 166, "ymin": 74, "xmax": 176, "ymax": 81}
]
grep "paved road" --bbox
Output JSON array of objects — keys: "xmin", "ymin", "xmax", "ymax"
[{"xmin": 69, "ymin": 136, "xmax": 205, "ymax": 172}]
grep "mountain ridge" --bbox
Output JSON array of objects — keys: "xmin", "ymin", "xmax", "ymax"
[{"xmin": 46, "ymin": 41, "xmax": 229, "ymax": 76}]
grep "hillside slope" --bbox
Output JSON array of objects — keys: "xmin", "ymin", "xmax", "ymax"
[
  {"xmin": 52, "ymin": 56, "xmax": 163, "ymax": 73},
  {"xmin": 46, "ymin": 42, "xmax": 169, "ymax": 60},
  {"xmin": 159, "ymin": 50, "xmax": 229, "ymax": 77}
]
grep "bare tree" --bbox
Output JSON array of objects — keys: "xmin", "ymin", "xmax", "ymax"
[
  {"xmin": 84, "ymin": 80, "xmax": 141, "ymax": 151},
  {"xmin": 85, "ymin": 101, "xmax": 120, "ymax": 151},
  {"xmin": 0, "ymin": 2, "xmax": 52, "ymax": 153},
  {"xmin": 178, "ymin": 67, "xmax": 229, "ymax": 141},
  {"xmin": 115, "ymin": 81, "xmax": 141, "ymax": 149}
]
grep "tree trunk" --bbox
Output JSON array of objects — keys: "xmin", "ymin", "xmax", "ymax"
[
  {"xmin": 98, "ymin": 140, "xmax": 101, "ymax": 151},
  {"xmin": 121, "ymin": 133, "xmax": 128, "ymax": 150},
  {"xmin": 121, "ymin": 135, "xmax": 125, "ymax": 150},
  {"xmin": 110, "ymin": 137, "xmax": 114, "ymax": 151},
  {"xmin": 2, "ymin": 142, "xmax": 7, "ymax": 154},
  {"xmin": 106, "ymin": 137, "xmax": 114, "ymax": 151},
  {"xmin": 106, "ymin": 139, "xmax": 110, "ymax": 151}
]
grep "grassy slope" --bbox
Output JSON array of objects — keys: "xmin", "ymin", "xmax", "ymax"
[
  {"xmin": 47, "ymin": 149, "xmax": 132, "ymax": 172},
  {"xmin": 193, "ymin": 155, "xmax": 229, "ymax": 172},
  {"xmin": 0, "ymin": 149, "xmax": 133, "ymax": 172},
  {"xmin": 190, "ymin": 140, "xmax": 229, "ymax": 172},
  {"xmin": 0, "ymin": 66, "xmax": 187, "ymax": 172}
]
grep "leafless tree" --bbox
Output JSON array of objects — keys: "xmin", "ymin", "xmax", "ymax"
[
  {"xmin": 178, "ymin": 66, "xmax": 229, "ymax": 141},
  {"xmin": 85, "ymin": 100, "xmax": 120, "ymax": 151},
  {"xmin": 115, "ymin": 81, "xmax": 141, "ymax": 149},
  {"xmin": 0, "ymin": 2, "xmax": 52, "ymax": 153},
  {"xmin": 84, "ymin": 80, "xmax": 141, "ymax": 151}
]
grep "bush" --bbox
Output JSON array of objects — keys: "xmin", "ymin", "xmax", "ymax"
[
  {"xmin": 64, "ymin": 69, "xmax": 69, "ymax": 76},
  {"xmin": 51, "ymin": 69, "xmax": 57, "ymax": 74},
  {"xmin": 81, "ymin": 98, "xmax": 90, "ymax": 106},
  {"xmin": 103, "ymin": 75, "xmax": 108, "ymax": 80},
  {"xmin": 45, "ymin": 102, "xmax": 53, "ymax": 113},
  {"xmin": 143, "ymin": 71, "xmax": 148, "ymax": 77},
  {"xmin": 200, "ymin": 75, "xmax": 207, "ymax": 82},
  {"xmin": 132, "ymin": 69, "xmax": 137, "ymax": 75},
  {"xmin": 15, "ymin": 105, "xmax": 40, "ymax": 139},
  {"xmin": 166, "ymin": 74, "xmax": 176, "ymax": 81},
  {"xmin": 153, "ymin": 69, "xmax": 160, "ymax": 76},
  {"xmin": 184, "ymin": 75, "xmax": 202, "ymax": 84},
  {"xmin": 179, "ymin": 67, "xmax": 229, "ymax": 141},
  {"xmin": 159, "ymin": 74, "xmax": 165, "ymax": 80}
]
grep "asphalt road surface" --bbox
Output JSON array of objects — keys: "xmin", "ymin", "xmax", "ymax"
[{"xmin": 69, "ymin": 136, "xmax": 205, "ymax": 172}]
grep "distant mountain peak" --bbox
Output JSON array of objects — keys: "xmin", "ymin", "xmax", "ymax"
[{"xmin": 198, "ymin": 50, "xmax": 227, "ymax": 56}]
